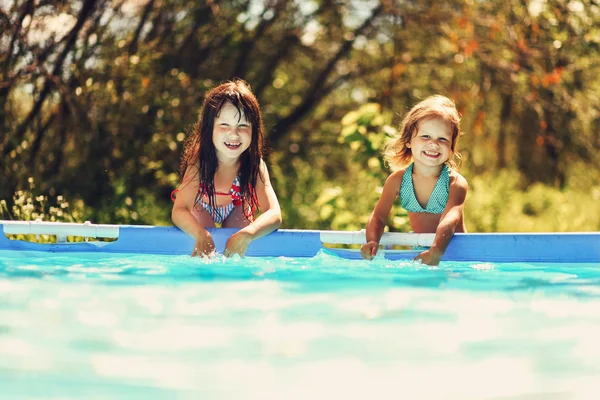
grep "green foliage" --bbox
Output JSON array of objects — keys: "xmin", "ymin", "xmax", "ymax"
[
  {"xmin": 1, "ymin": 0, "xmax": 599, "ymax": 235},
  {"xmin": 273, "ymin": 102, "xmax": 410, "ymax": 232},
  {"xmin": 340, "ymin": 103, "xmax": 392, "ymax": 172},
  {"xmin": 0, "ymin": 178, "xmax": 87, "ymax": 243},
  {"xmin": 467, "ymin": 170, "xmax": 600, "ymax": 232},
  {"xmin": 0, "ymin": 178, "xmax": 83, "ymax": 223}
]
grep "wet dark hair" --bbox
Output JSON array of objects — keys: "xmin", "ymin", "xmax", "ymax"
[{"xmin": 178, "ymin": 79, "xmax": 264, "ymax": 220}]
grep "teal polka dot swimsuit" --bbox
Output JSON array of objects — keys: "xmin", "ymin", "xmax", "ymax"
[{"xmin": 400, "ymin": 163, "xmax": 450, "ymax": 214}]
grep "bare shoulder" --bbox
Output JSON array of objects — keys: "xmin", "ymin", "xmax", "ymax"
[
  {"xmin": 181, "ymin": 162, "xmax": 200, "ymax": 185},
  {"xmin": 448, "ymin": 168, "xmax": 468, "ymax": 193},
  {"xmin": 257, "ymin": 158, "xmax": 272, "ymax": 184},
  {"xmin": 259, "ymin": 158, "xmax": 269, "ymax": 172},
  {"xmin": 387, "ymin": 168, "xmax": 407, "ymax": 186},
  {"xmin": 377, "ymin": 169, "xmax": 405, "ymax": 199}
]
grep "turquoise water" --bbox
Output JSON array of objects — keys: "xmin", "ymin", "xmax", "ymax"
[{"xmin": 1, "ymin": 250, "xmax": 600, "ymax": 399}]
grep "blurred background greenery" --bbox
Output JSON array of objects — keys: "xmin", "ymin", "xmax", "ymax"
[{"xmin": 1, "ymin": 0, "xmax": 599, "ymax": 232}]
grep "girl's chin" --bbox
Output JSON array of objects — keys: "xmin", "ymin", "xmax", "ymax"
[
  {"xmin": 216, "ymin": 147, "xmax": 248, "ymax": 161},
  {"xmin": 415, "ymin": 156, "xmax": 448, "ymax": 166}
]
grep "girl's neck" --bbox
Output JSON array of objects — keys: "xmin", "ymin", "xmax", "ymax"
[{"xmin": 217, "ymin": 157, "xmax": 241, "ymax": 169}]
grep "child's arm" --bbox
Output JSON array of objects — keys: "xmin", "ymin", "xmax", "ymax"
[
  {"xmin": 361, "ymin": 171, "xmax": 403, "ymax": 260},
  {"xmin": 414, "ymin": 174, "xmax": 468, "ymax": 266},
  {"xmin": 171, "ymin": 166, "xmax": 216, "ymax": 256},
  {"xmin": 224, "ymin": 160, "xmax": 282, "ymax": 257}
]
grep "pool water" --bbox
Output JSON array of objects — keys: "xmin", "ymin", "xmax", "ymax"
[{"xmin": 1, "ymin": 250, "xmax": 600, "ymax": 399}]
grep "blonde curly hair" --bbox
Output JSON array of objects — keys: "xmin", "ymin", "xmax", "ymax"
[{"xmin": 384, "ymin": 95, "xmax": 464, "ymax": 170}]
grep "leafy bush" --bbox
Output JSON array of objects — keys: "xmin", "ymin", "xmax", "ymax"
[{"xmin": 0, "ymin": 178, "xmax": 87, "ymax": 243}]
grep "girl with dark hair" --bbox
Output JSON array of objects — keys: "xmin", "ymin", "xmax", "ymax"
[{"xmin": 172, "ymin": 80, "xmax": 282, "ymax": 257}]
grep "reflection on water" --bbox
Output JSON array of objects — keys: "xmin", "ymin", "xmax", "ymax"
[{"xmin": 1, "ymin": 250, "xmax": 600, "ymax": 399}]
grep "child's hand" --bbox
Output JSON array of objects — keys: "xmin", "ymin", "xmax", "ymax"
[
  {"xmin": 192, "ymin": 232, "xmax": 216, "ymax": 257},
  {"xmin": 360, "ymin": 241, "xmax": 379, "ymax": 260},
  {"xmin": 414, "ymin": 247, "xmax": 443, "ymax": 266},
  {"xmin": 224, "ymin": 230, "xmax": 253, "ymax": 257}
]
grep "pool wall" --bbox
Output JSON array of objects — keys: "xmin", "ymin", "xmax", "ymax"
[{"xmin": 1, "ymin": 223, "xmax": 599, "ymax": 262}]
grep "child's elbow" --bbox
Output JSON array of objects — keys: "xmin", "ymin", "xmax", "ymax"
[
  {"xmin": 171, "ymin": 205, "xmax": 184, "ymax": 226},
  {"xmin": 267, "ymin": 207, "xmax": 282, "ymax": 229},
  {"xmin": 273, "ymin": 212, "xmax": 283, "ymax": 229}
]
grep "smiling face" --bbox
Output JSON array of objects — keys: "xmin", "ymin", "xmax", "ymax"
[
  {"xmin": 408, "ymin": 118, "xmax": 453, "ymax": 169},
  {"xmin": 212, "ymin": 101, "xmax": 252, "ymax": 163}
]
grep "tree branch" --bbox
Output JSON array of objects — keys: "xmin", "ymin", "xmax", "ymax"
[
  {"xmin": 6, "ymin": 0, "xmax": 98, "ymax": 158},
  {"xmin": 231, "ymin": 0, "xmax": 285, "ymax": 79},
  {"xmin": 268, "ymin": 4, "xmax": 383, "ymax": 145},
  {"xmin": 128, "ymin": 0, "xmax": 155, "ymax": 55},
  {"xmin": 253, "ymin": 32, "xmax": 299, "ymax": 99},
  {"xmin": 2, "ymin": 0, "xmax": 35, "ymax": 74}
]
